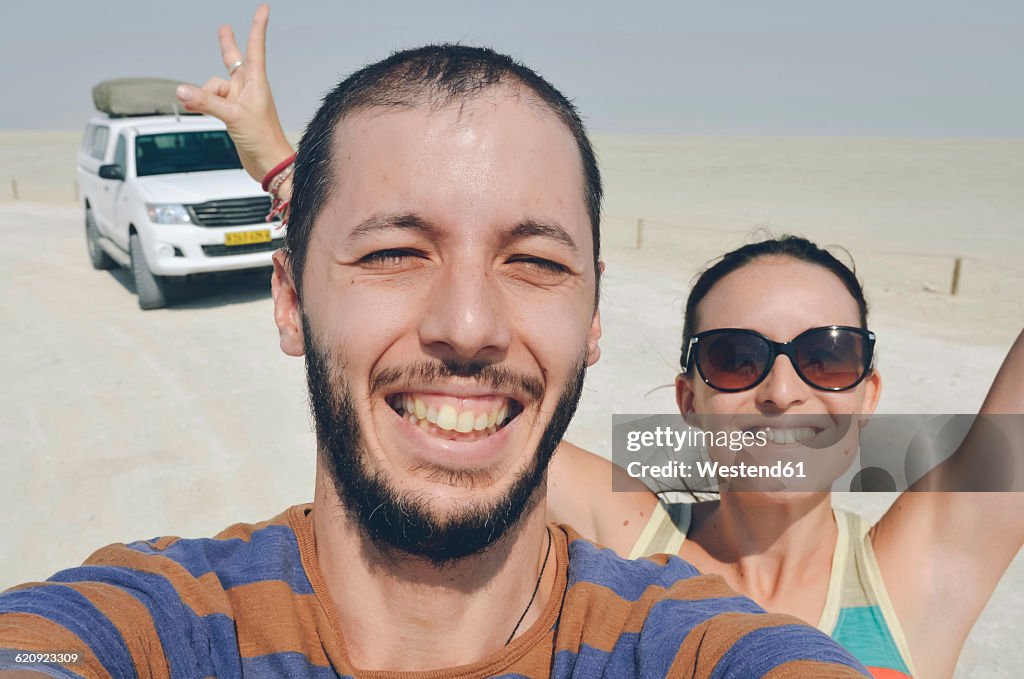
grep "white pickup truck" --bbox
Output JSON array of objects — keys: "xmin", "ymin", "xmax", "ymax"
[{"xmin": 78, "ymin": 81, "xmax": 282, "ymax": 309}]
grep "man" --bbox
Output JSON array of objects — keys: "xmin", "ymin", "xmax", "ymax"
[{"xmin": 0, "ymin": 13, "xmax": 868, "ymax": 678}]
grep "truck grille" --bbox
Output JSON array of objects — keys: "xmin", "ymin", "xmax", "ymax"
[
  {"xmin": 187, "ymin": 197, "xmax": 273, "ymax": 227},
  {"xmin": 202, "ymin": 238, "xmax": 284, "ymax": 257}
]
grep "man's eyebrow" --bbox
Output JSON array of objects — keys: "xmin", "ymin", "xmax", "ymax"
[
  {"xmin": 505, "ymin": 219, "xmax": 578, "ymax": 251},
  {"xmin": 347, "ymin": 213, "xmax": 438, "ymax": 242}
]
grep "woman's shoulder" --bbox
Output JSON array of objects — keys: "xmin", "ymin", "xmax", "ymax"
[{"xmin": 548, "ymin": 441, "xmax": 658, "ymax": 556}]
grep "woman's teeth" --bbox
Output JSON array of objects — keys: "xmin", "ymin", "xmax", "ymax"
[{"xmin": 761, "ymin": 427, "xmax": 818, "ymax": 444}]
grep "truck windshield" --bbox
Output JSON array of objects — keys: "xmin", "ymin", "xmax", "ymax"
[{"xmin": 134, "ymin": 131, "xmax": 243, "ymax": 177}]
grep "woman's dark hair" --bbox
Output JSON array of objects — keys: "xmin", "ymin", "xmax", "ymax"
[{"xmin": 680, "ymin": 235, "xmax": 869, "ymax": 372}]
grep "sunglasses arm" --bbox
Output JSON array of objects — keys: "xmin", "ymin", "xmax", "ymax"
[{"xmin": 683, "ymin": 337, "xmax": 699, "ymax": 373}]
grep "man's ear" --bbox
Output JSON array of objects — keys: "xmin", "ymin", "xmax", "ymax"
[
  {"xmin": 271, "ymin": 249, "xmax": 305, "ymax": 357},
  {"xmin": 586, "ymin": 307, "xmax": 602, "ymax": 367},
  {"xmin": 586, "ymin": 261, "xmax": 605, "ymax": 367}
]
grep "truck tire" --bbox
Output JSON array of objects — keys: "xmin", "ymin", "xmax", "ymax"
[
  {"xmin": 85, "ymin": 209, "xmax": 116, "ymax": 270},
  {"xmin": 130, "ymin": 233, "xmax": 169, "ymax": 310}
]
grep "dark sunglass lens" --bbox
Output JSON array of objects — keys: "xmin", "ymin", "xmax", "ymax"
[
  {"xmin": 795, "ymin": 328, "xmax": 868, "ymax": 389},
  {"xmin": 698, "ymin": 333, "xmax": 770, "ymax": 390}
]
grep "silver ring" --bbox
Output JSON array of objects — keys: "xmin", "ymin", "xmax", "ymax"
[{"xmin": 228, "ymin": 60, "xmax": 244, "ymax": 75}]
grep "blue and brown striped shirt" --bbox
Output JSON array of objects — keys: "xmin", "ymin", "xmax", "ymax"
[{"xmin": 0, "ymin": 505, "xmax": 868, "ymax": 677}]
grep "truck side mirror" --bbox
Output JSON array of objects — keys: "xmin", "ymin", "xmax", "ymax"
[{"xmin": 98, "ymin": 164, "xmax": 125, "ymax": 181}]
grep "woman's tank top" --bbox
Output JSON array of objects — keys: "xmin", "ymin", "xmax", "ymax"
[{"xmin": 629, "ymin": 502, "xmax": 916, "ymax": 678}]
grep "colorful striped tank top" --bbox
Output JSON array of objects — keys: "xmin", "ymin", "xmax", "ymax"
[{"xmin": 629, "ymin": 502, "xmax": 916, "ymax": 678}]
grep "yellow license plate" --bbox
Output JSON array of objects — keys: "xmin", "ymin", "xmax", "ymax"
[{"xmin": 225, "ymin": 229, "xmax": 272, "ymax": 246}]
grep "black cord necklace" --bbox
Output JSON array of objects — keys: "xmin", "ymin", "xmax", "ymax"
[{"xmin": 504, "ymin": 527, "xmax": 553, "ymax": 646}]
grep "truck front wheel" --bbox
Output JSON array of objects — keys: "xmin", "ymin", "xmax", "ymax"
[{"xmin": 130, "ymin": 233, "xmax": 169, "ymax": 310}]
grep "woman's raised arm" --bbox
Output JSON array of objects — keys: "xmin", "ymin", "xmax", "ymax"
[
  {"xmin": 175, "ymin": 4, "xmax": 294, "ymax": 186},
  {"xmin": 874, "ymin": 328, "xmax": 1024, "ymax": 677}
]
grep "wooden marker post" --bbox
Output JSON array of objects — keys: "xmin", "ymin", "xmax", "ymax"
[
  {"xmin": 10, "ymin": 179, "xmax": 18, "ymax": 200},
  {"xmin": 636, "ymin": 218, "xmax": 644, "ymax": 249},
  {"xmin": 950, "ymin": 257, "xmax": 962, "ymax": 296}
]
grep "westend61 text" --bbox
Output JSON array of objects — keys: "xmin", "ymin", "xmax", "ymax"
[
  {"xmin": 625, "ymin": 426, "xmax": 769, "ymax": 452},
  {"xmin": 627, "ymin": 460, "xmax": 807, "ymax": 480}
]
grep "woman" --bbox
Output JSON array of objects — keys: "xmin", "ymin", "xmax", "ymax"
[
  {"xmin": 178, "ymin": 10, "xmax": 1023, "ymax": 677},
  {"xmin": 548, "ymin": 240, "xmax": 1023, "ymax": 678}
]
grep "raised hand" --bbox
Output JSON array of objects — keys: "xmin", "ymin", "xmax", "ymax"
[{"xmin": 176, "ymin": 4, "xmax": 294, "ymax": 183}]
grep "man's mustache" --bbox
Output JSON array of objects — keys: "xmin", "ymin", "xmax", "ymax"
[{"xmin": 369, "ymin": 360, "xmax": 544, "ymax": 402}]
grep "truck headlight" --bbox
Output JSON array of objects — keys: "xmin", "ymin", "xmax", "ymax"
[{"xmin": 146, "ymin": 204, "xmax": 192, "ymax": 224}]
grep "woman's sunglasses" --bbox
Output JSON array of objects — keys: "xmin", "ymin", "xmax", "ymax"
[{"xmin": 684, "ymin": 326, "xmax": 876, "ymax": 392}]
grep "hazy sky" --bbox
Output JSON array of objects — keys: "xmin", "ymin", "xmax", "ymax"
[{"xmin": 3, "ymin": 1, "xmax": 1022, "ymax": 136}]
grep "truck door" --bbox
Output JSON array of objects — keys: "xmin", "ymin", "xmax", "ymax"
[
  {"xmin": 92, "ymin": 127, "xmax": 122, "ymax": 238},
  {"xmin": 78, "ymin": 124, "xmax": 102, "ymax": 212},
  {"xmin": 108, "ymin": 132, "xmax": 131, "ymax": 252},
  {"xmin": 88, "ymin": 125, "xmax": 116, "ymax": 232}
]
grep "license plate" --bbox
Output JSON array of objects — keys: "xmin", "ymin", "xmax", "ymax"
[{"xmin": 225, "ymin": 229, "xmax": 271, "ymax": 246}]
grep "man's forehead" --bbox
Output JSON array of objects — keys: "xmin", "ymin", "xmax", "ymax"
[
  {"xmin": 320, "ymin": 93, "xmax": 589, "ymax": 237},
  {"xmin": 328, "ymin": 91, "xmax": 581, "ymax": 171}
]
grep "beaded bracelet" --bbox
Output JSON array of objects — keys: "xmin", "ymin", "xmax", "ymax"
[
  {"xmin": 263, "ymin": 153, "xmax": 296, "ymax": 227},
  {"xmin": 261, "ymin": 152, "xmax": 297, "ymax": 192},
  {"xmin": 267, "ymin": 162, "xmax": 295, "ymax": 198}
]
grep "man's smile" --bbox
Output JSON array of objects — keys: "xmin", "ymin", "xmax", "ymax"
[{"xmin": 386, "ymin": 392, "xmax": 524, "ymax": 442}]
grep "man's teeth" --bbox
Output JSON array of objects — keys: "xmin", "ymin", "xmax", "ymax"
[
  {"xmin": 398, "ymin": 395, "xmax": 510, "ymax": 433},
  {"xmin": 761, "ymin": 427, "xmax": 818, "ymax": 444}
]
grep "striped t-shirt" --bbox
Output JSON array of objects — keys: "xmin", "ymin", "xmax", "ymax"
[{"xmin": 0, "ymin": 505, "xmax": 869, "ymax": 678}]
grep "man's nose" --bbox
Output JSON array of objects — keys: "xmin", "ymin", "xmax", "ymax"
[
  {"xmin": 755, "ymin": 354, "xmax": 810, "ymax": 411},
  {"xmin": 418, "ymin": 262, "xmax": 512, "ymax": 363}
]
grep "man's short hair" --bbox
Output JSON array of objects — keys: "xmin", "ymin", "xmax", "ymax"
[{"xmin": 285, "ymin": 44, "xmax": 603, "ymax": 303}]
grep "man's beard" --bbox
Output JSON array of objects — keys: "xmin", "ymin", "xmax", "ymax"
[{"xmin": 303, "ymin": 323, "xmax": 587, "ymax": 567}]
